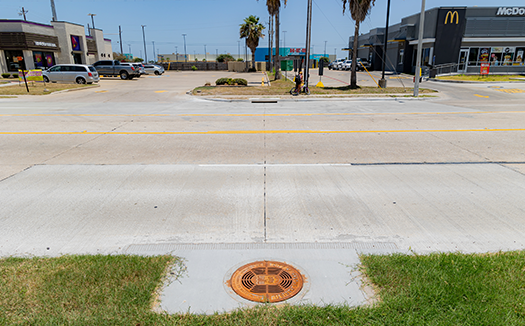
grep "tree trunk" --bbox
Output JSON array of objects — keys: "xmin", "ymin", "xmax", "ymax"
[
  {"xmin": 275, "ymin": 11, "xmax": 281, "ymax": 80},
  {"xmin": 350, "ymin": 20, "xmax": 359, "ymax": 89},
  {"xmin": 252, "ymin": 52, "xmax": 256, "ymax": 70}
]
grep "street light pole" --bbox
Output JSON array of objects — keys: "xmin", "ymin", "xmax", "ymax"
[
  {"xmin": 175, "ymin": 46, "xmax": 178, "ymax": 61},
  {"xmin": 182, "ymin": 34, "xmax": 187, "ymax": 62},
  {"xmin": 304, "ymin": 0, "xmax": 313, "ymax": 89},
  {"xmin": 141, "ymin": 25, "xmax": 147, "ymax": 62},
  {"xmin": 324, "ymin": 41, "xmax": 327, "ymax": 57},
  {"xmin": 204, "ymin": 44, "xmax": 207, "ymax": 61},
  {"xmin": 152, "ymin": 41, "xmax": 156, "ymax": 62},
  {"xmin": 379, "ymin": 0, "xmax": 391, "ymax": 88},
  {"xmin": 414, "ymin": 0, "xmax": 426, "ymax": 97}
]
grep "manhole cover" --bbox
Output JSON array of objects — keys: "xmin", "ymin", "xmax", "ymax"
[{"xmin": 228, "ymin": 261, "xmax": 304, "ymax": 303}]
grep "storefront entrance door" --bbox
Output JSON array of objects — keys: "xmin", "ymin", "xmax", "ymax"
[
  {"xmin": 73, "ymin": 53, "xmax": 82, "ymax": 64},
  {"xmin": 458, "ymin": 49, "xmax": 468, "ymax": 73}
]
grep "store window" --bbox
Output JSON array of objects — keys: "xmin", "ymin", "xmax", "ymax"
[
  {"xmin": 516, "ymin": 48, "xmax": 524, "ymax": 66},
  {"xmin": 33, "ymin": 52, "xmax": 56, "ymax": 69},
  {"xmin": 4, "ymin": 50, "xmax": 26, "ymax": 72},
  {"xmin": 468, "ymin": 48, "xmax": 478, "ymax": 66},
  {"xmin": 490, "ymin": 47, "xmax": 503, "ymax": 66}
]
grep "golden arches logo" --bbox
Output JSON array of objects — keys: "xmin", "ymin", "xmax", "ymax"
[{"xmin": 445, "ymin": 11, "xmax": 459, "ymax": 24}]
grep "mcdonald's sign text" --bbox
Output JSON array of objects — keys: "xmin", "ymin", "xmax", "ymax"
[{"xmin": 444, "ymin": 11, "xmax": 459, "ymax": 24}]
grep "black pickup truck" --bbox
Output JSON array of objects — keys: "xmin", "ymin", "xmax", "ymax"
[{"xmin": 92, "ymin": 60, "xmax": 137, "ymax": 80}]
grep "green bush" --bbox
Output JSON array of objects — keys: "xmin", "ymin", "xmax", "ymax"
[
  {"xmin": 237, "ymin": 58, "xmax": 244, "ymax": 62},
  {"xmin": 216, "ymin": 54, "xmax": 235, "ymax": 62},
  {"xmin": 191, "ymin": 65, "xmax": 197, "ymax": 71},
  {"xmin": 215, "ymin": 78, "xmax": 232, "ymax": 85},
  {"xmin": 231, "ymin": 78, "xmax": 248, "ymax": 86},
  {"xmin": 11, "ymin": 73, "xmax": 19, "ymax": 78},
  {"xmin": 1, "ymin": 73, "xmax": 10, "ymax": 78}
]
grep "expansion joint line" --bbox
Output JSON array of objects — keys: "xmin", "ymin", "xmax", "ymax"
[{"xmin": 263, "ymin": 105, "xmax": 267, "ymax": 242}]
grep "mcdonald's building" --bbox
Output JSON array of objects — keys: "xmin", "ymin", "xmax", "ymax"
[{"xmin": 349, "ymin": 6, "xmax": 525, "ymax": 74}]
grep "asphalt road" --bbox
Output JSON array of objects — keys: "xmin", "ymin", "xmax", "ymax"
[{"xmin": 1, "ymin": 71, "xmax": 525, "ymax": 257}]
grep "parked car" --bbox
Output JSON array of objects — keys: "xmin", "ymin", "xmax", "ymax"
[
  {"xmin": 42, "ymin": 64, "xmax": 99, "ymax": 84},
  {"xmin": 143, "ymin": 64, "xmax": 164, "ymax": 75},
  {"xmin": 340, "ymin": 60, "xmax": 352, "ymax": 70},
  {"xmin": 328, "ymin": 59, "xmax": 344, "ymax": 70},
  {"xmin": 92, "ymin": 60, "xmax": 136, "ymax": 80},
  {"xmin": 120, "ymin": 63, "xmax": 142, "ymax": 78}
]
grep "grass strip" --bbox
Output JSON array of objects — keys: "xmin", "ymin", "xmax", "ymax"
[
  {"xmin": 437, "ymin": 74, "xmax": 525, "ymax": 82},
  {"xmin": 0, "ymin": 82, "xmax": 94, "ymax": 95},
  {"xmin": 1, "ymin": 252, "xmax": 524, "ymax": 325}
]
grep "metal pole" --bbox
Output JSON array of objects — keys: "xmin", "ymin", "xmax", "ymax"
[
  {"xmin": 414, "ymin": 0, "xmax": 426, "ymax": 97},
  {"xmin": 304, "ymin": 0, "xmax": 313, "ymax": 88},
  {"xmin": 238, "ymin": 40, "xmax": 241, "ymax": 61},
  {"xmin": 119, "ymin": 26, "xmax": 123, "ymax": 54},
  {"xmin": 275, "ymin": 11, "xmax": 281, "ymax": 79},
  {"xmin": 88, "ymin": 14, "xmax": 96, "ymax": 29},
  {"xmin": 152, "ymin": 41, "xmax": 155, "ymax": 62},
  {"xmin": 324, "ymin": 41, "xmax": 327, "ymax": 57},
  {"xmin": 182, "ymin": 34, "xmax": 187, "ymax": 62},
  {"xmin": 379, "ymin": 0, "xmax": 391, "ymax": 88},
  {"xmin": 50, "ymin": 0, "xmax": 57, "ymax": 21},
  {"xmin": 141, "ymin": 25, "xmax": 147, "ymax": 62},
  {"xmin": 204, "ymin": 45, "xmax": 207, "ymax": 61},
  {"xmin": 128, "ymin": 44, "xmax": 131, "ymax": 56},
  {"xmin": 175, "ymin": 46, "xmax": 178, "ymax": 61},
  {"xmin": 283, "ymin": 31, "xmax": 287, "ymax": 50}
]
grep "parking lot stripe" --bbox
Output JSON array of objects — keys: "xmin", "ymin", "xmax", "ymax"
[
  {"xmin": 155, "ymin": 90, "xmax": 167, "ymax": 93},
  {"xmin": 1, "ymin": 128, "xmax": 525, "ymax": 135},
  {"xmin": 474, "ymin": 94, "xmax": 489, "ymax": 98}
]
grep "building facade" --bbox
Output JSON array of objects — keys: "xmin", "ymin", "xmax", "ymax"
[
  {"xmin": 350, "ymin": 6, "xmax": 525, "ymax": 74},
  {"xmin": 0, "ymin": 19, "xmax": 112, "ymax": 74}
]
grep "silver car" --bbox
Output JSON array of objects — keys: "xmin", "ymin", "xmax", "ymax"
[
  {"xmin": 43, "ymin": 64, "xmax": 99, "ymax": 84},
  {"xmin": 143, "ymin": 64, "xmax": 165, "ymax": 75}
]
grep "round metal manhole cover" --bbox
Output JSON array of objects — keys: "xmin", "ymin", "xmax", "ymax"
[{"xmin": 229, "ymin": 261, "xmax": 304, "ymax": 303}]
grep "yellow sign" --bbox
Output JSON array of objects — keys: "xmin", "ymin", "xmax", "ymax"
[
  {"xmin": 18, "ymin": 70, "xmax": 44, "ymax": 82},
  {"xmin": 445, "ymin": 11, "xmax": 459, "ymax": 24}
]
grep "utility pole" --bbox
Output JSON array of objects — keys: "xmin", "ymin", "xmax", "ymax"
[
  {"xmin": 152, "ymin": 41, "xmax": 156, "ymax": 62},
  {"xmin": 304, "ymin": 0, "xmax": 313, "ymax": 88},
  {"xmin": 414, "ymin": 0, "xmax": 426, "ymax": 97},
  {"xmin": 119, "ymin": 26, "xmax": 123, "ymax": 54},
  {"xmin": 19, "ymin": 7, "xmax": 29, "ymax": 21},
  {"xmin": 141, "ymin": 25, "xmax": 147, "ymax": 62},
  {"xmin": 204, "ymin": 44, "xmax": 207, "ymax": 61},
  {"xmin": 175, "ymin": 46, "xmax": 178, "ymax": 61},
  {"xmin": 182, "ymin": 34, "xmax": 187, "ymax": 62},
  {"xmin": 50, "ymin": 0, "xmax": 57, "ymax": 21},
  {"xmin": 379, "ymin": 0, "xmax": 392, "ymax": 88},
  {"xmin": 324, "ymin": 41, "xmax": 327, "ymax": 57},
  {"xmin": 268, "ymin": 16, "xmax": 272, "ymax": 71},
  {"xmin": 128, "ymin": 44, "xmax": 132, "ymax": 56},
  {"xmin": 88, "ymin": 13, "xmax": 96, "ymax": 29},
  {"xmin": 275, "ymin": 11, "xmax": 281, "ymax": 79},
  {"xmin": 283, "ymin": 31, "xmax": 287, "ymax": 50},
  {"xmin": 238, "ymin": 40, "xmax": 241, "ymax": 61}
]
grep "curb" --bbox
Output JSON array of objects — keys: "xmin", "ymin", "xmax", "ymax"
[
  {"xmin": 428, "ymin": 78, "xmax": 525, "ymax": 84},
  {"xmin": 48, "ymin": 84, "xmax": 100, "ymax": 95},
  {"xmin": 199, "ymin": 96, "xmax": 437, "ymax": 103}
]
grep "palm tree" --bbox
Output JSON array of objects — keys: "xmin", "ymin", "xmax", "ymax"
[
  {"xmin": 260, "ymin": 0, "xmax": 287, "ymax": 79},
  {"xmin": 240, "ymin": 15, "xmax": 265, "ymax": 70},
  {"xmin": 342, "ymin": 0, "xmax": 375, "ymax": 88}
]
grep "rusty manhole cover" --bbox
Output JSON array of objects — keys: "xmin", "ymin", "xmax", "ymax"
[{"xmin": 228, "ymin": 261, "xmax": 304, "ymax": 303}]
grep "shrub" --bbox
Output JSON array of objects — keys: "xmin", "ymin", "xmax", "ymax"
[
  {"xmin": 191, "ymin": 65, "xmax": 198, "ymax": 71},
  {"xmin": 216, "ymin": 78, "xmax": 232, "ymax": 85},
  {"xmin": 216, "ymin": 54, "xmax": 235, "ymax": 62},
  {"xmin": 319, "ymin": 56, "xmax": 330, "ymax": 65},
  {"xmin": 248, "ymin": 67, "xmax": 257, "ymax": 72},
  {"xmin": 237, "ymin": 58, "xmax": 244, "ymax": 62},
  {"xmin": 1, "ymin": 73, "xmax": 10, "ymax": 78},
  {"xmin": 12, "ymin": 73, "xmax": 19, "ymax": 78},
  {"xmin": 231, "ymin": 78, "xmax": 248, "ymax": 86}
]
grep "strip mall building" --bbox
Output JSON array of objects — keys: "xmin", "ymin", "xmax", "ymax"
[
  {"xmin": 0, "ymin": 20, "xmax": 112, "ymax": 74},
  {"xmin": 351, "ymin": 6, "xmax": 525, "ymax": 74}
]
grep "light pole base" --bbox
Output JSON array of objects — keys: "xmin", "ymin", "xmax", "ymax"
[{"xmin": 378, "ymin": 78, "xmax": 387, "ymax": 89}]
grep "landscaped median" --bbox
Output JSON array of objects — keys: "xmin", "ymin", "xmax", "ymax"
[
  {"xmin": 1, "ymin": 251, "xmax": 524, "ymax": 325},
  {"xmin": 192, "ymin": 76, "xmax": 436, "ymax": 98},
  {"xmin": 436, "ymin": 74, "xmax": 525, "ymax": 82},
  {"xmin": 0, "ymin": 82, "xmax": 97, "ymax": 96}
]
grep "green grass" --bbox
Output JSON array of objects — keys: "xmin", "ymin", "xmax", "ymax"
[
  {"xmin": 437, "ymin": 74, "xmax": 525, "ymax": 82},
  {"xmin": 1, "ymin": 252, "xmax": 524, "ymax": 325},
  {"xmin": 0, "ymin": 82, "xmax": 95, "ymax": 95}
]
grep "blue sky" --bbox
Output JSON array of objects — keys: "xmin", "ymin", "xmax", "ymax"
[{"xmin": 2, "ymin": 0, "xmax": 525, "ymax": 59}]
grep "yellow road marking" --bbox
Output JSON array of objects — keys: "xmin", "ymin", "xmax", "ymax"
[
  {"xmin": 155, "ymin": 90, "xmax": 167, "ymax": 93},
  {"xmin": 495, "ymin": 88, "xmax": 525, "ymax": 94},
  {"xmin": 474, "ymin": 94, "xmax": 489, "ymax": 98},
  {"xmin": 0, "ymin": 114, "xmax": 169, "ymax": 117},
  {"xmin": 1, "ymin": 128, "xmax": 525, "ymax": 135},
  {"xmin": 95, "ymin": 90, "xmax": 108, "ymax": 93}
]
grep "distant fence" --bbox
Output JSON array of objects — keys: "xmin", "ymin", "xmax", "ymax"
[{"xmin": 160, "ymin": 62, "xmax": 228, "ymax": 71}]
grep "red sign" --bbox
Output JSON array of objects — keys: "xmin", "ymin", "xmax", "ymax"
[
  {"xmin": 289, "ymin": 48, "xmax": 306, "ymax": 54},
  {"xmin": 480, "ymin": 63, "xmax": 490, "ymax": 75}
]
